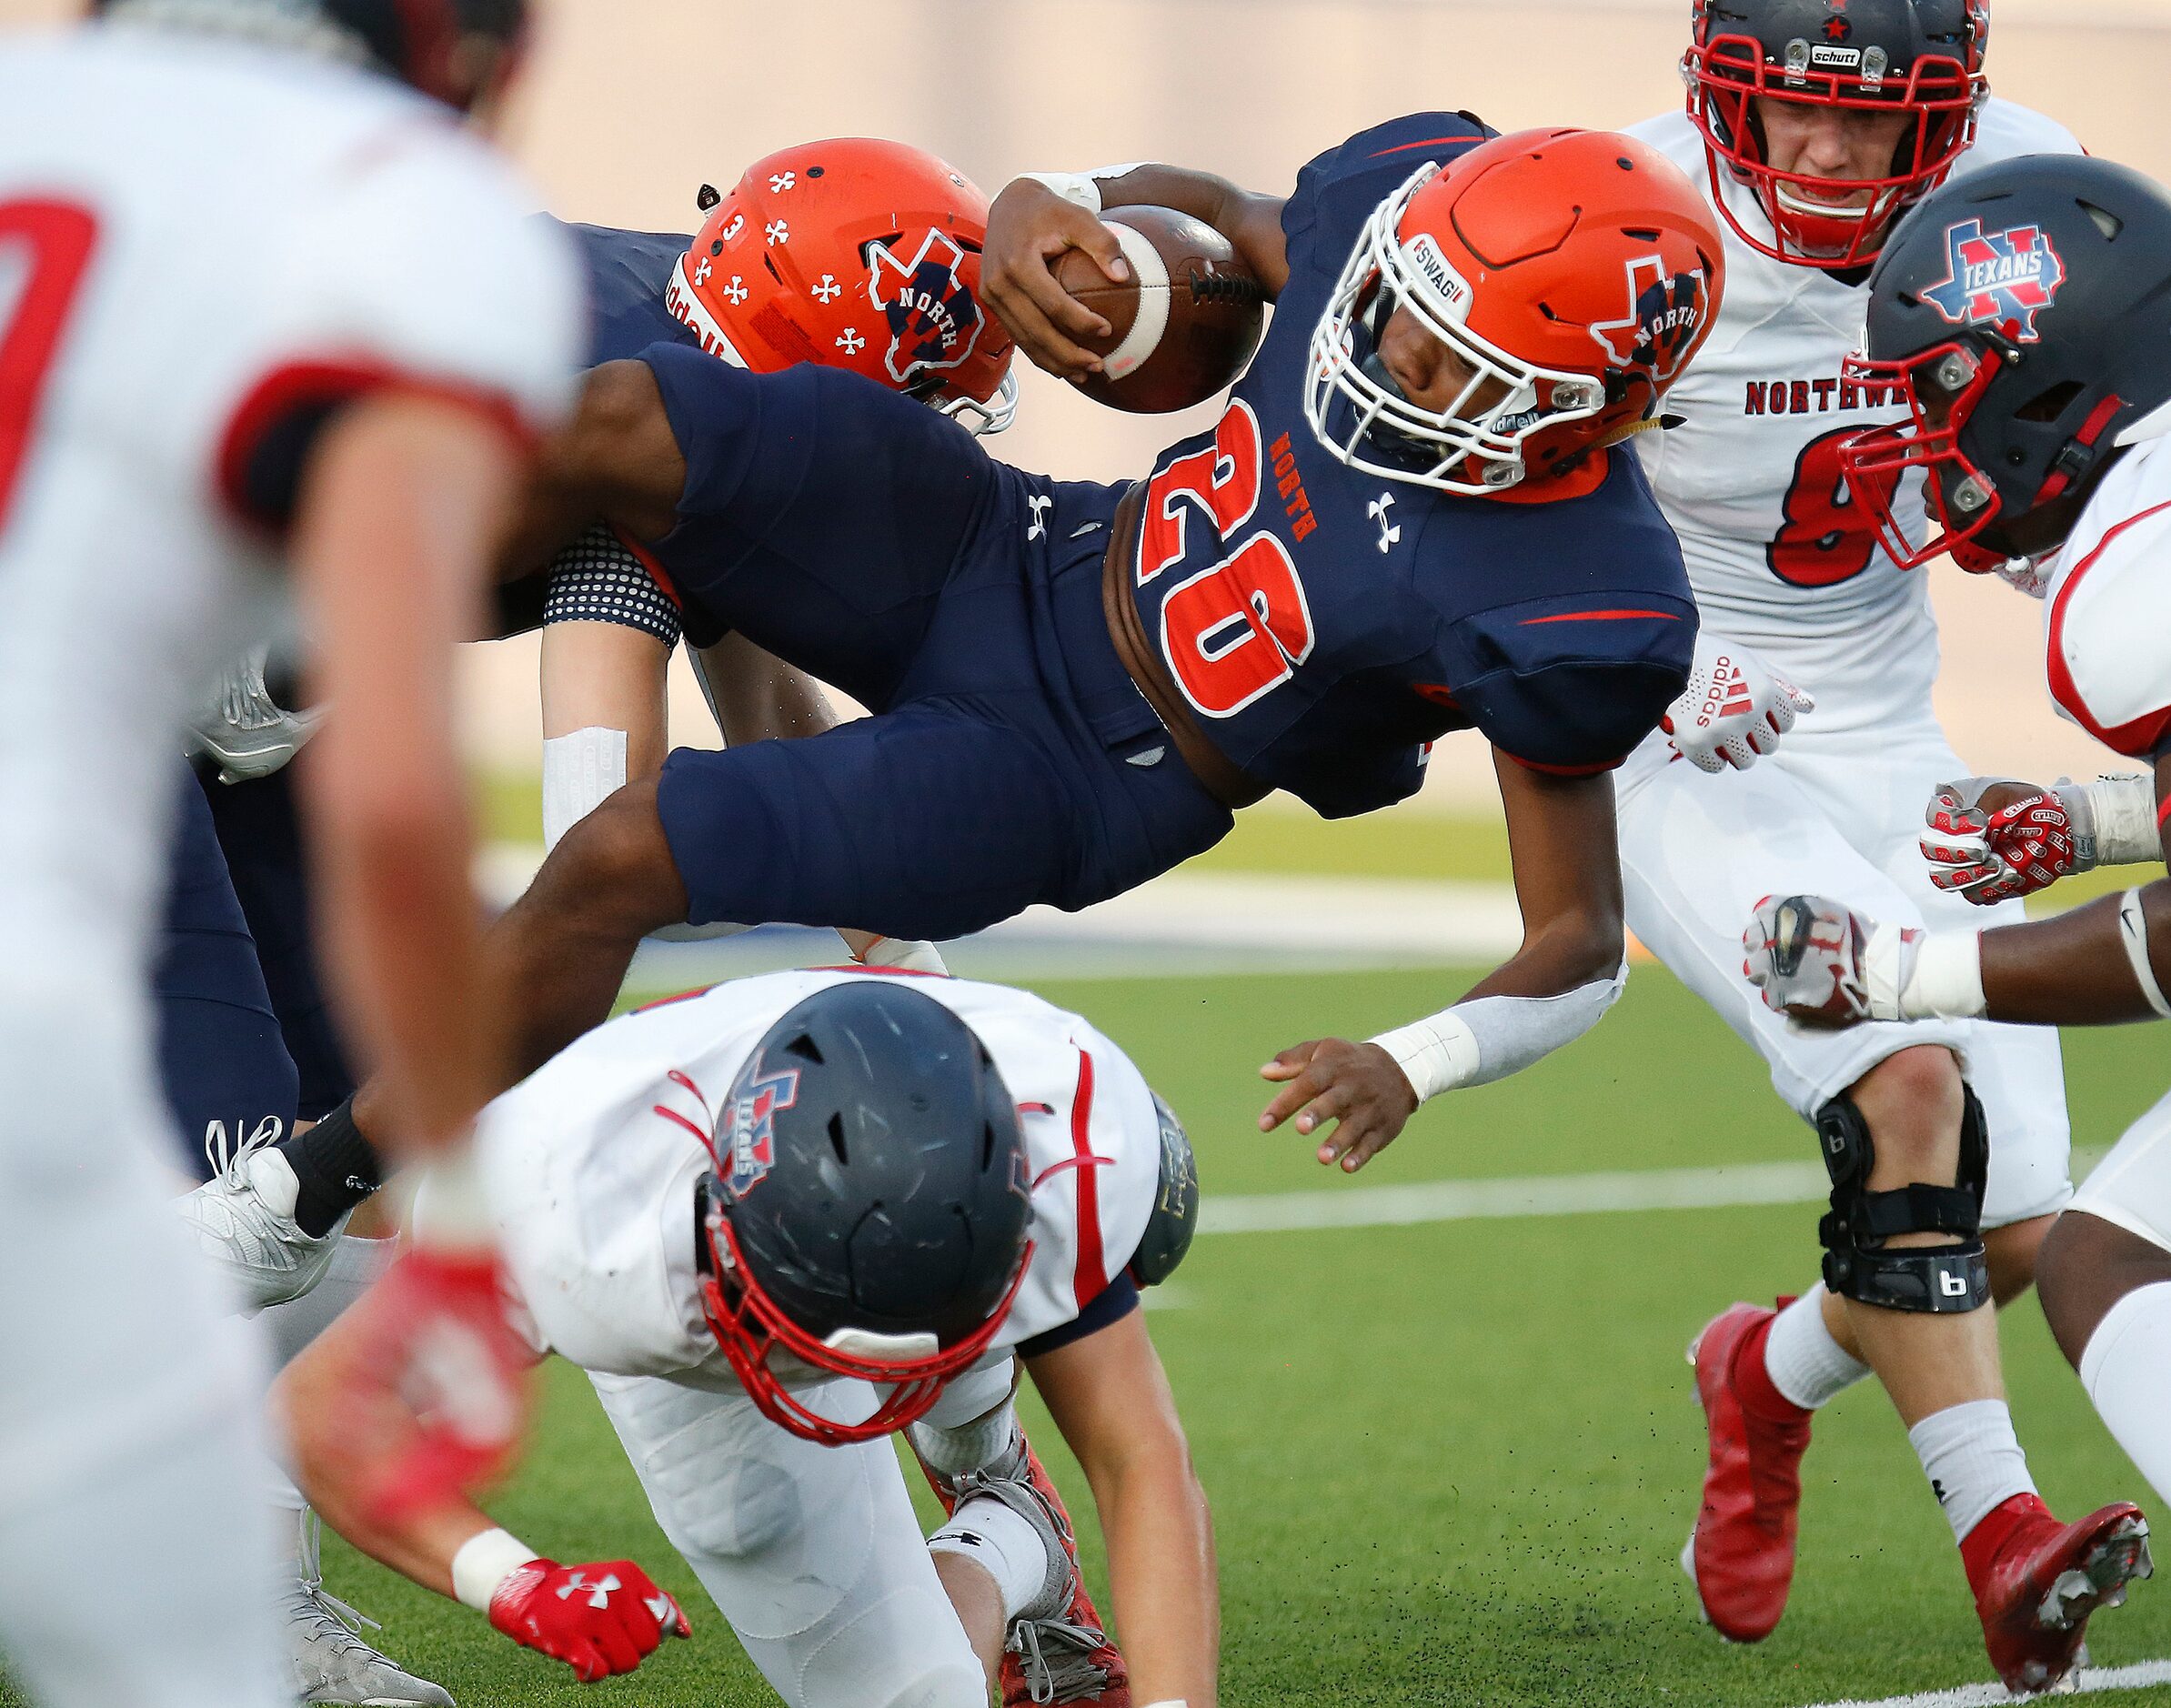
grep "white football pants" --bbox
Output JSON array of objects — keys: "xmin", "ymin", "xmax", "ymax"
[
  {"xmin": 591, "ymin": 1370, "xmax": 986, "ymax": 1708},
  {"xmin": 1615, "ymin": 714, "xmax": 2073, "ymax": 1229},
  {"xmin": 0, "ymin": 1000, "xmax": 284, "ymax": 1708}
]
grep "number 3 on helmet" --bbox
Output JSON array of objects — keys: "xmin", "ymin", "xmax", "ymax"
[
  {"xmin": 664, "ymin": 137, "xmax": 1020, "ymax": 436},
  {"xmin": 1306, "ymin": 128, "xmax": 1726, "ymax": 497}
]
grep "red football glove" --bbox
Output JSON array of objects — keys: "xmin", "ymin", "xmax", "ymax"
[
  {"xmin": 488, "ymin": 1558, "xmax": 691, "ymax": 1681},
  {"xmin": 1922, "ymin": 778, "xmax": 2080, "ymax": 906},
  {"xmin": 347, "ymin": 1248, "xmax": 536, "ymax": 1523}
]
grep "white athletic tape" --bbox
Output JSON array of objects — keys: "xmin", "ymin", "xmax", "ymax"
[{"xmin": 1101, "ymin": 221, "xmax": 1171, "ymax": 380}]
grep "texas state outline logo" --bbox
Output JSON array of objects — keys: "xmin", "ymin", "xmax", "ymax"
[
  {"xmin": 1922, "ymin": 219, "xmax": 2068, "ymax": 342},
  {"xmin": 1589, "ymin": 255, "xmax": 1710, "ymax": 387},
  {"xmin": 868, "ymin": 227, "xmax": 988, "ymax": 387},
  {"xmin": 724, "ymin": 1060, "xmax": 800, "ymax": 1196}
]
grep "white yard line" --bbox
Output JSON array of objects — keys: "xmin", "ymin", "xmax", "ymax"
[
  {"xmin": 1798, "ymin": 1658, "xmax": 2171, "ymax": 1708},
  {"xmin": 1201, "ymin": 1151, "xmax": 2110, "ymax": 1236}
]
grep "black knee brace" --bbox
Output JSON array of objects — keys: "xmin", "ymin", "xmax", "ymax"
[{"xmin": 1816, "ymin": 1085, "xmax": 1991, "ymax": 1313}]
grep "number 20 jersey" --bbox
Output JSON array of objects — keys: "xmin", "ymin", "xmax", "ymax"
[
  {"xmin": 0, "ymin": 30, "xmax": 580, "ymax": 991},
  {"xmin": 1126, "ymin": 113, "xmax": 1700, "ymax": 819},
  {"xmin": 1624, "ymin": 102, "xmax": 2079, "ymax": 732}
]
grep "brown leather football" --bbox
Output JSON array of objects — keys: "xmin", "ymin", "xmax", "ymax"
[{"xmin": 1053, "ymin": 205, "xmax": 1268, "ymax": 413}]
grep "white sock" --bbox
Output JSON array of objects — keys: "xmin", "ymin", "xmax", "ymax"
[
  {"xmin": 1909, "ymin": 1399, "xmax": 2037, "ymax": 1545},
  {"xmin": 928, "ymin": 1493, "xmax": 1050, "ymax": 1621},
  {"xmin": 2079, "ymin": 1281, "xmax": 2171, "ymax": 1509},
  {"xmin": 907, "ymin": 1400, "xmax": 1019, "ymax": 1480},
  {"xmin": 1765, "ymin": 1286, "xmax": 1871, "ymax": 1411}
]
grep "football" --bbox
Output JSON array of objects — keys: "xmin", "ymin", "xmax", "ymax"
[{"xmin": 1054, "ymin": 205, "xmax": 1269, "ymax": 413}]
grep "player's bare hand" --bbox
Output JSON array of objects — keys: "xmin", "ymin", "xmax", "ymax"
[
  {"xmin": 1260, "ymin": 1038, "xmax": 1417, "ymax": 1173},
  {"xmin": 983, "ymin": 177, "xmax": 1131, "ymax": 381}
]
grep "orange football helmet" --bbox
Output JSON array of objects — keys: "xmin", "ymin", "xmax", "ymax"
[
  {"xmin": 1305, "ymin": 128, "xmax": 1726, "ymax": 496},
  {"xmin": 664, "ymin": 137, "xmax": 1018, "ymax": 435}
]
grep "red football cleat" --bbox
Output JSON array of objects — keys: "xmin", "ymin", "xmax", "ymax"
[
  {"xmin": 1684, "ymin": 1301, "xmax": 1814, "ymax": 1643},
  {"xmin": 1964, "ymin": 1493, "xmax": 2153, "ymax": 1695},
  {"xmin": 915, "ymin": 1426, "xmax": 1131, "ymax": 1707}
]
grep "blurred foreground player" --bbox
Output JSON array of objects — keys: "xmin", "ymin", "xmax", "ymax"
[
  {"xmin": 0, "ymin": 2, "xmax": 579, "ymax": 1705},
  {"xmin": 297, "ymin": 120, "xmax": 1722, "ymax": 1250},
  {"xmin": 1613, "ymin": 0, "xmax": 2109, "ymax": 1672},
  {"xmin": 1748, "ymin": 154, "xmax": 2171, "ymax": 1692},
  {"xmin": 284, "ymin": 973, "xmax": 1215, "ymax": 1707}
]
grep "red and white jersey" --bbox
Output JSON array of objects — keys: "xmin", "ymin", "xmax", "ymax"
[
  {"xmin": 468, "ymin": 970, "xmax": 1164, "ymax": 1385},
  {"xmin": 1625, "ymin": 101, "xmax": 2079, "ymax": 730},
  {"xmin": 2041, "ymin": 434, "xmax": 2171, "ymax": 760},
  {"xmin": 0, "ymin": 29, "xmax": 579, "ymax": 995}
]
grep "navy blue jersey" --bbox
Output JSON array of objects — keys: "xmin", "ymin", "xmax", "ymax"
[
  {"xmin": 561, "ymin": 220, "xmax": 698, "ymax": 366},
  {"xmin": 1128, "ymin": 114, "xmax": 1698, "ymax": 817}
]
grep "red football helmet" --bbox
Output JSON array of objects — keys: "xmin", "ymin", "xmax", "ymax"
[
  {"xmin": 663, "ymin": 138, "xmax": 1018, "ymax": 435},
  {"xmin": 1305, "ymin": 128, "xmax": 1725, "ymax": 497},
  {"xmin": 1684, "ymin": 0, "xmax": 1990, "ymax": 270}
]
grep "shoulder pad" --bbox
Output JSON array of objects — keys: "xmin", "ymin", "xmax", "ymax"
[{"xmin": 2048, "ymin": 500, "xmax": 2171, "ymax": 759}]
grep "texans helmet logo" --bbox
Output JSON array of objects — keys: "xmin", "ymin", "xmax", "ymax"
[
  {"xmin": 1922, "ymin": 220, "xmax": 2068, "ymax": 342},
  {"xmin": 1590, "ymin": 256, "xmax": 1709, "ymax": 386},
  {"xmin": 724, "ymin": 1060, "xmax": 799, "ymax": 1196},
  {"xmin": 868, "ymin": 227, "xmax": 988, "ymax": 387}
]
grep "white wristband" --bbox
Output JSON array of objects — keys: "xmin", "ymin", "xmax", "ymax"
[
  {"xmin": 2118, "ymin": 888, "xmax": 2171, "ymax": 1019},
  {"xmin": 1368, "ymin": 1009, "xmax": 1482, "ymax": 1105},
  {"xmin": 1896, "ymin": 929, "xmax": 1988, "ymax": 1020},
  {"xmin": 855, "ymin": 936, "xmax": 950, "ymax": 976},
  {"xmin": 451, "ymin": 1527, "xmax": 538, "ymax": 1612},
  {"xmin": 1019, "ymin": 164, "xmax": 1149, "ymax": 216}
]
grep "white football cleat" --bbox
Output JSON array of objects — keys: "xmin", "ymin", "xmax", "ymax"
[
  {"xmin": 177, "ymin": 1146, "xmax": 344, "ymax": 1312},
  {"xmin": 283, "ymin": 1512, "xmax": 454, "ymax": 1706}
]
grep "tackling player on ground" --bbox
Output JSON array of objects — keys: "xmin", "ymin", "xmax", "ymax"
[
  {"xmin": 281, "ymin": 970, "xmax": 1217, "ymax": 1708},
  {"xmin": 1751, "ymin": 145, "xmax": 2171, "ymax": 1576},
  {"xmin": 0, "ymin": 2, "xmax": 580, "ymax": 1705},
  {"xmin": 1607, "ymin": 2, "xmax": 2139, "ymax": 1686}
]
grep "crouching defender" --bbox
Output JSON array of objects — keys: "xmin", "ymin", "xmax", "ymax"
[{"xmin": 281, "ymin": 970, "xmax": 1215, "ymax": 1707}]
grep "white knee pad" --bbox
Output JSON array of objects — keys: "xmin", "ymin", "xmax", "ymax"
[{"xmin": 909, "ymin": 1358, "xmax": 1018, "ymax": 1479}]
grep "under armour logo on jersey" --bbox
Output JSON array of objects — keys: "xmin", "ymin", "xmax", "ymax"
[
  {"xmin": 1027, "ymin": 495, "xmax": 1051, "ymax": 540},
  {"xmin": 811, "ymin": 274, "xmax": 841, "ymax": 304},
  {"xmin": 558, "ymin": 1572, "xmax": 621, "ymax": 1609},
  {"xmin": 1368, "ymin": 494, "xmax": 1402, "ymax": 554}
]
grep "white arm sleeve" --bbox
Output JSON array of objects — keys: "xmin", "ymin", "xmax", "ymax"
[{"xmin": 1369, "ymin": 966, "xmax": 1627, "ymax": 1104}]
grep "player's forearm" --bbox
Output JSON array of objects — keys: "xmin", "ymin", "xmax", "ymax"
[
  {"xmin": 1979, "ymin": 880, "xmax": 2171, "ymax": 1026},
  {"xmin": 1090, "ymin": 1441, "xmax": 1219, "ymax": 1707},
  {"xmin": 294, "ymin": 397, "xmax": 516, "ymax": 1150},
  {"xmin": 1040, "ymin": 165, "xmax": 1290, "ymax": 298}
]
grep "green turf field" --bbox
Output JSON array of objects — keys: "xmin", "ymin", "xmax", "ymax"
[{"xmin": 247, "ymin": 961, "xmax": 2166, "ymax": 1708}]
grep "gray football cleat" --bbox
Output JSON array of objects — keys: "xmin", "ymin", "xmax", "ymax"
[
  {"xmin": 283, "ymin": 1512, "xmax": 454, "ymax": 1707},
  {"xmin": 177, "ymin": 1143, "xmax": 344, "ymax": 1312},
  {"xmin": 934, "ymin": 1436, "xmax": 1121, "ymax": 1705},
  {"xmin": 187, "ymin": 643, "xmax": 325, "ymax": 785}
]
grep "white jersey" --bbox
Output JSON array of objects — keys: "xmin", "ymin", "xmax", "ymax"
[
  {"xmin": 1627, "ymin": 101, "xmax": 2080, "ymax": 728},
  {"xmin": 0, "ymin": 29, "xmax": 580, "ymax": 1000},
  {"xmin": 2041, "ymin": 432, "xmax": 2171, "ymax": 760},
  {"xmin": 467, "ymin": 970, "xmax": 1165, "ymax": 1386}
]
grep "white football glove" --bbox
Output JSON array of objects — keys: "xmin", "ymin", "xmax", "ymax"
[
  {"xmin": 1661, "ymin": 635, "xmax": 1814, "ymax": 774},
  {"xmin": 1744, "ymin": 893, "xmax": 1985, "ymax": 1025}
]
